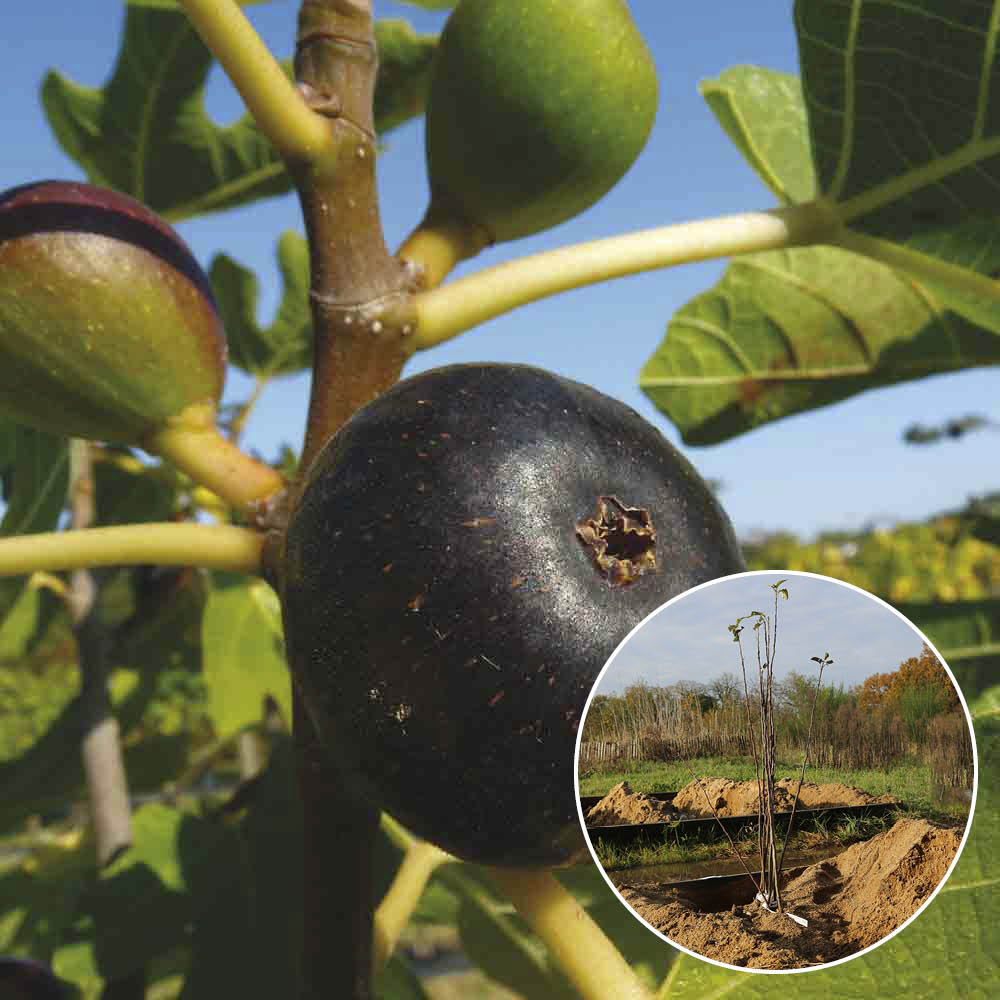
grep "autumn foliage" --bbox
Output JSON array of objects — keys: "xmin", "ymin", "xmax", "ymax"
[{"xmin": 857, "ymin": 644, "xmax": 959, "ymax": 710}]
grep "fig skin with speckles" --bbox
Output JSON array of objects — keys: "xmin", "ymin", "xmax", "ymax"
[
  {"xmin": 282, "ymin": 364, "xmax": 744, "ymax": 867},
  {"xmin": 0, "ymin": 180, "xmax": 225, "ymax": 444}
]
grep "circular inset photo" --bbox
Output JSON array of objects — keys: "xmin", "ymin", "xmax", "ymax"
[{"xmin": 574, "ymin": 571, "xmax": 977, "ymax": 973}]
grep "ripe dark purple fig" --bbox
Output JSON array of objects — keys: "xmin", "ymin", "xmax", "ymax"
[
  {"xmin": 0, "ymin": 957, "xmax": 71, "ymax": 999},
  {"xmin": 0, "ymin": 180, "xmax": 225, "ymax": 444},
  {"xmin": 281, "ymin": 364, "xmax": 744, "ymax": 867}
]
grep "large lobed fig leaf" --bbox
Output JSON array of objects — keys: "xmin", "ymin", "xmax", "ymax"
[
  {"xmin": 43, "ymin": 5, "xmax": 438, "ymax": 221},
  {"xmin": 643, "ymin": 54, "xmax": 1000, "ymax": 443}
]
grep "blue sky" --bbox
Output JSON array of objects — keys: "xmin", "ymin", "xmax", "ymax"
[
  {"xmin": 592, "ymin": 572, "xmax": 933, "ymax": 696},
  {"xmin": 2, "ymin": 3, "xmax": 997, "ymax": 539}
]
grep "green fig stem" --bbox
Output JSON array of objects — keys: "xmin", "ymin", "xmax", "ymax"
[
  {"xmin": 396, "ymin": 211, "xmax": 492, "ymax": 291},
  {"xmin": 145, "ymin": 416, "xmax": 285, "ymax": 511},
  {"xmin": 177, "ymin": 0, "xmax": 331, "ymax": 164},
  {"xmin": 372, "ymin": 832, "xmax": 450, "ymax": 973},
  {"xmin": 489, "ymin": 868, "xmax": 654, "ymax": 1000},
  {"xmin": 0, "ymin": 523, "xmax": 265, "ymax": 577},
  {"xmin": 411, "ymin": 201, "xmax": 839, "ymax": 349}
]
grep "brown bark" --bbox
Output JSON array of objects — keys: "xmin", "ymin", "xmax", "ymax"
[{"xmin": 285, "ymin": 5, "xmax": 415, "ymax": 996}]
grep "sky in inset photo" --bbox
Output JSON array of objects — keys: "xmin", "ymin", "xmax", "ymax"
[{"xmin": 594, "ymin": 572, "xmax": 930, "ymax": 696}]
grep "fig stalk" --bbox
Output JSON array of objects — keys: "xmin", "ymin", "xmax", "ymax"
[
  {"xmin": 177, "ymin": 0, "xmax": 330, "ymax": 163},
  {"xmin": 490, "ymin": 869, "xmax": 654, "ymax": 1000},
  {"xmin": 396, "ymin": 211, "xmax": 492, "ymax": 291},
  {"xmin": 144, "ymin": 410, "xmax": 286, "ymax": 511},
  {"xmin": 411, "ymin": 201, "xmax": 839, "ymax": 350},
  {"xmin": 0, "ymin": 523, "xmax": 266, "ymax": 577},
  {"xmin": 372, "ymin": 832, "xmax": 450, "ymax": 973}
]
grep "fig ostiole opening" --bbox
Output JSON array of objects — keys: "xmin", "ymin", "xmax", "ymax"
[
  {"xmin": 576, "ymin": 495, "xmax": 657, "ymax": 587},
  {"xmin": 281, "ymin": 363, "xmax": 744, "ymax": 867}
]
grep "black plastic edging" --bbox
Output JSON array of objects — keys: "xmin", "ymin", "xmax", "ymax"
[{"xmin": 584, "ymin": 801, "xmax": 900, "ymax": 849}]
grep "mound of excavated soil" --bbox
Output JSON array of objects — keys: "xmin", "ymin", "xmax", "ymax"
[
  {"xmin": 671, "ymin": 777, "xmax": 899, "ymax": 818},
  {"xmin": 618, "ymin": 817, "xmax": 963, "ymax": 970},
  {"xmin": 585, "ymin": 781, "xmax": 683, "ymax": 826}
]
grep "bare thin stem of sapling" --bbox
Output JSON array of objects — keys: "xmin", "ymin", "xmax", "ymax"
[{"xmin": 777, "ymin": 652, "xmax": 834, "ymax": 876}]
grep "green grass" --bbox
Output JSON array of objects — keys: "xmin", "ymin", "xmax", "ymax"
[
  {"xmin": 580, "ymin": 754, "xmax": 972, "ymax": 870},
  {"xmin": 590, "ymin": 809, "xmax": 902, "ymax": 871},
  {"xmin": 579, "ymin": 754, "xmax": 969, "ymax": 819}
]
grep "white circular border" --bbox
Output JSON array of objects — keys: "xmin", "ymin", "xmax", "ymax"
[{"xmin": 573, "ymin": 569, "xmax": 981, "ymax": 976}]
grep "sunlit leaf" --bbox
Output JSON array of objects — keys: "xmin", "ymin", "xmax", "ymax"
[
  {"xmin": 373, "ymin": 19, "xmax": 439, "ymax": 136},
  {"xmin": 211, "ymin": 232, "xmax": 312, "ymax": 376},
  {"xmin": 641, "ymin": 238, "xmax": 1000, "ymax": 444},
  {"xmin": 0, "ymin": 582, "xmax": 60, "ymax": 663},
  {"xmin": 42, "ymin": 10, "xmax": 436, "ymax": 221},
  {"xmin": 41, "ymin": 4, "xmax": 290, "ymax": 220},
  {"xmin": 0, "ymin": 424, "xmax": 68, "ymax": 621},
  {"xmin": 646, "ymin": 18, "xmax": 1000, "ymax": 443},
  {"xmin": 201, "ymin": 572, "xmax": 291, "ymax": 738},
  {"xmin": 699, "ymin": 66, "xmax": 815, "ymax": 204},
  {"xmin": 0, "ymin": 425, "xmax": 68, "ymax": 540},
  {"xmin": 0, "ymin": 576, "xmax": 205, "ymax": 834},
  {"xmin": 796, "ymin": 0, "xmax": 1000, "ymax": 242}
]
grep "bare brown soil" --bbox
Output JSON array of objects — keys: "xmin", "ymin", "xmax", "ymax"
[
  {"xmin": 584, "ymin": 777, "xmax": 900, "ymax": 828},
  {"xmin": 585, "ymin": 781, "xmax": 683, "ymax": 826},
  {"xmin": 671, "ymin": 776, "xmax": 899, "ymax": 817},
  {"xmin": 617, "ymin": 817, "xmax": 962, "ymax": 969}
]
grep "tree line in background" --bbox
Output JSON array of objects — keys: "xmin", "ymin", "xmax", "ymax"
[
  {"xmin": 581, "ymin": 642, "xmax": 972, "ymax": 787},
  {"xmin": 1, "ymin": 517, "xmax": 988, "ymax": 776}
]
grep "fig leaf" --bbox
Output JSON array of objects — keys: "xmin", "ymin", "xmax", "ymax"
[
  {"xmin": 42, "ymin": 7, "xmax": 438, "ymax": 221},
  {"xmin": 201, "ymin": 572, "xmax": 291, "ymax": 740},
  {"xmin": 210, "ymin": 232, "xmax": 312, "ymax": 376}
]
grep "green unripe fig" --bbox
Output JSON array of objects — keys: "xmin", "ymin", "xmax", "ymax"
[
  {"xmin": 424, "ymin": 0, "xmax": 658, "ymax": 244},
  {"xmin": 0, "ymin": 180, "xmax": 226, "ymax": 444}
]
